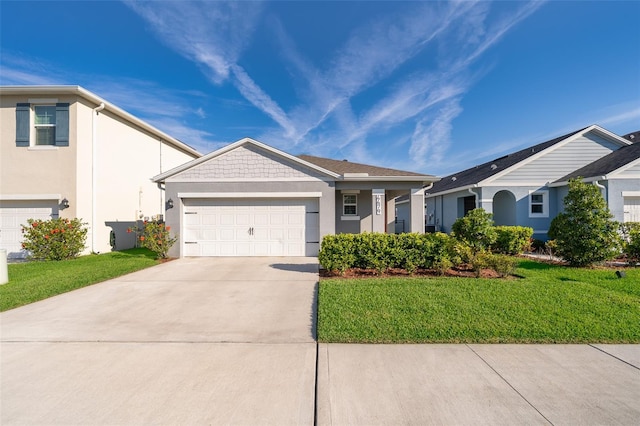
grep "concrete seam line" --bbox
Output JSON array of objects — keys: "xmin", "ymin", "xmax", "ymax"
[
  {"xmin": 588, "ymin": 344, "xmax": 640, "ymax": 371},
  {"xmin": 466, "ymin": 344, "xmax": 555, "ymax": 426},
  {"xmin": 313, "ymin": 342, "xmax": 319, "ymax": 426}
]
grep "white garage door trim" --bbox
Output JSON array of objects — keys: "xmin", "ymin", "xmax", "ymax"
[
  {"xmin": 623, "ymin": 196, "xmax": 640, "ymax": 223},
  {"xmin": 179, "ymin": 192, "xmax": 322, "ymax": 198},
  {"xmin": 182, "ymin": 196, "xmax": 320, "ymax": 257}
]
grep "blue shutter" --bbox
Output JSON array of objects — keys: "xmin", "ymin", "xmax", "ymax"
[
  {"xmin": 55, "ymin": 103, "xmax": 70, "ymax": 146},
  {"xmin": 15, "ymin": 103, "xmax": 30, "ymax": 147}
]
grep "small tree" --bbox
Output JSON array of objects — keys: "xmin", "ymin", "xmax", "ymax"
[
  {"xmin": 128, "ymin": 221, "xmax": 177, "ymax": 259},
  {"xmin": 548, "ymin": 178, "xmax": 621, "ymax": 266},
  {"xmin": 451, "ymin": 208, "xmax": 497, "ymax": 253}
]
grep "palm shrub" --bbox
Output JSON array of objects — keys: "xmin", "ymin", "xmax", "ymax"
[
  {"xmin": 21, "ymin": 217, "xmax": 88, "ymax": 261},
  {"xmin": 548, "ymin": 178, "xmax": 621, "ymax": 266}
]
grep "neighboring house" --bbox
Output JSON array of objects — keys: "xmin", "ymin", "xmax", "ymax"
[
  {"xmin": 415, "ymin": 125, "xmax": 632, "ymax": 240},
  {"xmin": 0, "ymin": 85, "xmax": 201, "ymax": 259},
  {"xmin": 550, "ymin": 141, "xmax": 640, "ymax": 223},
  {"xmin": 153, "ymin": 138, "xmax": 437, "ymax": 257}
]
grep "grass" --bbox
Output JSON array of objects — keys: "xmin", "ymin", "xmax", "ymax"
[
  {"xmin": 1, "ymin": 248, "xmax": 159, "ymax": 312},
  {"xmin": 318, "ymin": 260, "xmax": 640, "ymax": 343}
]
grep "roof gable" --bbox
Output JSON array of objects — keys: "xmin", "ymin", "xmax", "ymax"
[
  {"xmin": 553, "ymin": 142, "xmax": 640, "ymax": 184},
  {"xmin": 153, "ymin": 138, "xmax": 339, "ymax": 182}
]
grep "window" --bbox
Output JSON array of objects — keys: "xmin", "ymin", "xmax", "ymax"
[
  {"xmin": 343, "ymin": 194, "xmax": 357, "ymax": 215},
  {"xmin": 34, "ymin": 106, "xmax": 56, "ymax": 145},
  {"xmin": 529, "ymin": 190, "xmax": 548, "ymax": 218},
  {"xmin": 15, "ymin": 102, "xmax": 69, "ymax": 147}
]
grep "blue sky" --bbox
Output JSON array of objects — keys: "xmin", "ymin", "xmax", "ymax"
[{"xmin": 1, "ymin": 1, "xmax": 639, "ymax": 176}]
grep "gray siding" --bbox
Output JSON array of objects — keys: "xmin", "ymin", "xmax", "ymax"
[
  {"xmin": 492, "ymin": 134, "xmax": 620, "ymax": 184},
  {"xmin": 617, "ymin": 161, "xmax": 640, "ymax": 176}
]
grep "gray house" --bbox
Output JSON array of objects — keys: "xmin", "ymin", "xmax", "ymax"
[
  {"xmin": 417, "ymin": 125, "xmax": 632, "ymax": 240},
  {"xmin": 153, "ymin": 138, "xmax": 438, "ymax": 257},
  {"xmin": 550, "ymin": 140, "xmax": 640, "ymax": 223}
]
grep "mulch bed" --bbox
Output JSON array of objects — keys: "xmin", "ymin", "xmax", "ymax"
[{"xmin": 320, "ymin": 265, "xmax": 502, "ymax": 279}]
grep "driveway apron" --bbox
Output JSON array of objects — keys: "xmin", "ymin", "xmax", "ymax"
[{"xmin": 1, "ymin": 257, "xmax": 318, "ymax": 425}]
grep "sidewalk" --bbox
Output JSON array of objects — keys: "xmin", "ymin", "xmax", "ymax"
[{"xmin": 317, "ymin": 344, "xmax": 640, "ymax": 425}]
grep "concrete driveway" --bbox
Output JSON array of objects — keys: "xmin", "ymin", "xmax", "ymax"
[
  {"xmin": 3, "ymin": 257, "xmax": 639, "ymax": 425},
  {"xmin": 1, "ymin": 257, "xmax": 318, "ymax": 425}
]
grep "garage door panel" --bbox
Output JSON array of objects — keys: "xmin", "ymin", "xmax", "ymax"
[{"xmin": 182, "ymin": 198, "xmax": 318, "ymax": 256}]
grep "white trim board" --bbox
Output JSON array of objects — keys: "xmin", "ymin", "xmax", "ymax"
[
  {"xmin": 0, "ymin": 194, "xmax": 62, "ymax": 201},
  {"xmin": 178, "ymin": 192, "xmax": 323, "ymax": 199}
]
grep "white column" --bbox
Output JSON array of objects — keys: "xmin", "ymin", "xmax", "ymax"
[
  {"xmin": 372, "ymin": 189, "xmax": 386, "ymax": 233},
  {"xmin": 410, "ymin": 187, "xmax": 425, "ymax": 233}
]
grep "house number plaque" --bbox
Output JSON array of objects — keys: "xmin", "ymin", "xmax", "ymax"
[{"xmin": 375, "ymin": 195, "xmax": 382, "ymax": 215}]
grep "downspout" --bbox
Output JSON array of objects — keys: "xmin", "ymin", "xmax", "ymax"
[
  {"xmin": 468, "ymin": 185, "xmax": 479, "ymax": 209},
  {"xmin": 593, "ymin": 177, "xmax": 607, "ymax": 201},
  {"xmin": 92, "ymin": 102, "xmax": 105, "ymax": 253}
]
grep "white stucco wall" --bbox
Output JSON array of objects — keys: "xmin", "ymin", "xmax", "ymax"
[{"xmin": 1, "ymin": 91, "xmax": 199, "ymax": 255}]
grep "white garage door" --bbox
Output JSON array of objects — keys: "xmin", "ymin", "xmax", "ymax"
[
  {"xmin": 0, "ymin": 200, "xmax": 58, "ymax": 259},
  {"xmin": 624, "ymin": 197, "xmax": 640, "ymax": 222},
  {"xmin": 183, "ymin": 198, "xmax": 320, "ymax": 256}
]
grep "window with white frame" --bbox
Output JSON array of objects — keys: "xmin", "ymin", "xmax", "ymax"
[
  {"xmin": 529, "ymin": 190, "xmax": 548, "ymax": 217},
  {"xmin": 343, "ymin": 194, "xmax": 357, "ymax": 215},
  {"xmin": 15, "ymin": 102, "xmax": 69, "ymax": 147},
  {"xmin": 34, "ymin": 105, "xmax": 57, "ymax": 145}
]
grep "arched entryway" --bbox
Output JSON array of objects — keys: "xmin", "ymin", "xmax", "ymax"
[{"xmin": 493, "ymin": 190, "xmax": 516, "ymax": 226}]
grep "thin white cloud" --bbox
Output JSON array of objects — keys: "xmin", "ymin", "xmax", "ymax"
[
  {"xmin": 409, "ymin": 99, "xmax": 464, "ymax": 167},
  {"xmin": 124, "ymin": 0, "xmax": 262, "ymax": 84},
  {"xmin": 230, "ymin": 64, "xmax": 297, "ymax": 139}
]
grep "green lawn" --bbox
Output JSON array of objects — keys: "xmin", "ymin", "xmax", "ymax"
[
  {"xmin": 318, "ymin": 260, "xmax": 640, "ymax": 343},
  {"xmin": 1, "ymin": 248, "xmax": 159, "ymax": 312}
]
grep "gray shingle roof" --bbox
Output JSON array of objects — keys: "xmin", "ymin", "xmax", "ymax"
[
  {"xmin": 426, "ymin": 128, "xmax": 586, "ymax": 195},
  {"xmin": 553, "ymin": 141, "xmax": 640, "ymax": 183},
  {"xmin": 297, "ymin": 154, "xmax": 428, "ymax": 177}
]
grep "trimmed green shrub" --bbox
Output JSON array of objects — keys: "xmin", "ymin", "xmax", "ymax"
[
  {"xmin": 549, "ymin": 179, "xmax": 621, "ymax": 266},
  {"xmin": 21, "ymin": 217, "xmax": 88, "ymax": 261},
  {"xmin": 318, "ymin": 232, "xmax": 455, "ymax": 274},
  {"xmin": 451, "ymin": 208, "xmax": 497, "ymax": 252},
  {"xmin": 492, "ymin": 226, "xmax": 534, "ymax": 255},
  {"xmin": 318, "ymin": 234, "xmax": 357, "ymax": 274},
  {"xmin": 356, "ymin": 233, "xmax": 393, "ymax": 275}
]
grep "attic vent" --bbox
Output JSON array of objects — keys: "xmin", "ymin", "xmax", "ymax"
[
  {"xmin": 343, "ymin": 159, "xmax": 348, "ymax": 162},
  {"xmin": 531, "ymin": 148, "xmax": 535, "ymax": 153},
  {"xmin": 491, "ymin": 164, "xmax": 497, "ymax": 170},
  {"xmin": 451, "ymin": 177, "xmax": 457, "ymax": 181}
]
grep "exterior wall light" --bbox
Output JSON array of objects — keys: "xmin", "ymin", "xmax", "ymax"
[
  {"xmin": 60, "ymin": 198, "xmax": 70, "ymax": 210},
  {"xmin": 166, "ymin": 198, "xmax": 174, "ymax": 209}
]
